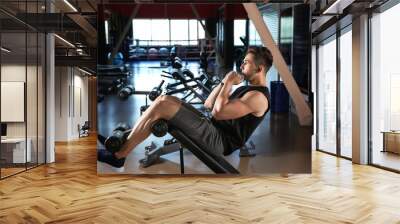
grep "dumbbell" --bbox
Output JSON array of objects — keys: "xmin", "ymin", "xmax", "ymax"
[
  {"xmin": 170, "ymin": 69, "xmax": 183, "ymax": 81},
  {"xmin": 172, "ymin": 57, "xmax": 182, "ymax": 69},
  {"xmin": 170, "ymin": 47, "xmax": 177, "ymax": 59},
  {"xmin": 140, "ymin": 105, "xmax": 150, "ymax": 115},
  {"xmin": 151, "ymin": 120, "xmax": 168, "ymax": 137},
  {"xmin": 199, "ymin": 74, "xmax": 207, "ymax": 81},
  {"xmin": 148, "ymin": 80, "xmax": 165, "ymax": 101},
  {"xmin": 174, "ymin": 56, "xmax": 181, "ymax": 61},
  {"xmin": 118, "ymin": 84, "xmax": 135, "ymax": 100},
  {"xmin": 182, "ymin": 68, "xmax": 194, "ymax": 79},
  {"xmin": 206, "ymin": 80, "xmax": 218, "ymax": 90},
  {"xmin": 107, "ymin": 78, "xmax": 125, "ymax": 94},
  {"xmin": 202, "ymin": 74, "xmax": 219, "ymax": 89},
  {"xmin": 104, "ymin": 123, "xmax": 132, "ymax": 153}
]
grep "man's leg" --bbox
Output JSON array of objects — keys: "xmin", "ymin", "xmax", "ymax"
[{"xmin": 115, "ymin": 95, "xmax": 182, "ymax": 159}]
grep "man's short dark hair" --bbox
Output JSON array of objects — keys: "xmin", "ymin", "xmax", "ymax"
[{"xmin": 246, "ymin": 46, "xmax": 273, "ymax": 70}]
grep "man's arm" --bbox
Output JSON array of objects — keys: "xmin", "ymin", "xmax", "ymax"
[
  {"xmin": 206, "ymin": 71, "xmax": 244, "ymax": 109},
  {"xmin": 204, "ymin": 82, "xmax": 223, "ymax": 110},
  {"xmin": 212, "ymin": 79, "xmax": 233, "ymax": 114}
]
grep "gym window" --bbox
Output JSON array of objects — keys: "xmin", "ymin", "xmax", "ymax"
[
  {"xmin": 132, "ymin": 19, "xmax": 205, "ymax": 47},
  {"xmin": 234, "ymin": 20, "xmax": 246, "ymax": 46}
]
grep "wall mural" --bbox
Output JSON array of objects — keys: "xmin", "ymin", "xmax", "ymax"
[{"xmin": 96, "ymin": 3, "xmax": 312, "ymax": 175}]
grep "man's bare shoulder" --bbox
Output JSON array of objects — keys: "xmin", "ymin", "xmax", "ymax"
[
  {"xmin": 241, "ymin": 90, "xmax": 268, "ymax": 101},
  {"xmin": 240, "ymin": 90, "xmax": 268, "ymax": 116}
]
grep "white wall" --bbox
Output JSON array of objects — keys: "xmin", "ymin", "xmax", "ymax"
[
  {"xmin": 311, "ymin": 45, "xmax": 316, "ymax": 150},
  {"xmin": 54, "ymin": 66, "xmax": 89, "ymax": 141},
  {"xmin": 72, "ymin": 72, "xmax": 89, "ymax": 138},
  {"xmin": 1, "ymin": 63, "xmax": 46, "ymax": 164},
  {"xmin": 1, "ymin": 65, "xmax": 26, "ymax": 139},
  {"xmin": 1, "ymin": 65, "xmax": 42, "ymax": 137},
  {"xmin": 55, "ymin": 66, "xmax": 68, "ymax": 141}
]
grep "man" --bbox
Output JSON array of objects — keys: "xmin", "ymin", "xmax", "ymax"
[{"xmin": 98, "ymin": 46, "xmax": 273, "ymax": 168}]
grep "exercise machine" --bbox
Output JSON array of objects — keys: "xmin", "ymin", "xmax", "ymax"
[{"xmin": 141, "ymin": 119, "xmax": 239, "ymax": 174}]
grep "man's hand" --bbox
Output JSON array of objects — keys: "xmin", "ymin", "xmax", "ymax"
[
  {"xmin": 223, "ymin": 71, "xmax": 244, "ymax": 85},
  {"xmin": 205, "ymin": 71, "xmax": 242, "ymax": 110}
]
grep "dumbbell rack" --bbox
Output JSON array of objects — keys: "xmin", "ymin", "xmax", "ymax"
[{"xmin": 162, "ymin": 70, "xmax": 207, "ymax": 104}]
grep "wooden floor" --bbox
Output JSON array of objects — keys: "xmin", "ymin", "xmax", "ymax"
[
  {"xmin": 1, "ymin": 135, "xmax": 400, "ymax": 223},
  {"xmin": 1, "ymin": 167, "xmax": 26, "ymax": 178}
]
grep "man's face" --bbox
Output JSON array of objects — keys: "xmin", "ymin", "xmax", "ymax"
[{"xmin": 240, "ymin": 53, "xmax": 258, "ymax": 80}]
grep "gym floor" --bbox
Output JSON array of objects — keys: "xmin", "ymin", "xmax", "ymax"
[{"xmin": 97, "ymin": 61, "xmax": 311, "ymax": 174}]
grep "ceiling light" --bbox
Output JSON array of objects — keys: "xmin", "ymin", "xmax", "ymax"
[
  {"xmin": 54, "ymin": 34, "xmax": 75, "ymax": 48},
  {"xmin": 78, "ymin": 67, "xmax": 92, "ymax": 76},
  {"xmin": 1, "ymin": 47, "xmax": 11, "ymax": 53},
  {"xmin": 322, "ymin": 0, "xmax": 354, "ymax": 15},
  {"xmin": 105, "ymin": 20, "xmax": 109, "ymax": 44},
  {"xmin": 63, "ymin": 0, "xmax": 78, "ymax": 12}
]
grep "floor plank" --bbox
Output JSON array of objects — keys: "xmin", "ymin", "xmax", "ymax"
[{"xmin": 1, "ymin": 134, "xmax": 400, "ymax": 223}]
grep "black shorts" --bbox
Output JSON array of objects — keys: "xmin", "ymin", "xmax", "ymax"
[{"xmin": 167, "ymin": 102, "xmax": 225, "ymax": 156}]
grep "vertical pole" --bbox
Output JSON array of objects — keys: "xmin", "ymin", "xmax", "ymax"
[
  {"xmin": 180, "ymin": 148, "xmax": 184, "ymax": 174},
  {"xmin": 337, "ymin": 29, "xmax": 341, "ymax": 157},
  {"xmin": 46, "ymin": 0, "xmax": 56, "ymax": 163},
  {"xmin": 352, "ymin": 14, "xmax": 369, "ymax": 164}
]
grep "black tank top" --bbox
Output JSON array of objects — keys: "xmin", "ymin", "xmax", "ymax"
[{"xmin": 211, "ymin": 85, "xmax": 271, "ymax": 155}]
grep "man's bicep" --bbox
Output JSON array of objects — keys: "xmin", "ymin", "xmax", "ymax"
[
  {"xmin": 211, "ymin": 99, "xmax": 253, "ymax": 120},
  {"xmin": 241, "ymin": 91, "xmax": 268, "ymax": 115}
]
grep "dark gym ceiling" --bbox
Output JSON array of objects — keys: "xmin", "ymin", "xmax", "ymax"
[
  {"xmin": 1, "ymin": 0, "xmax": 383, "ymax": 72},
  {"xmin": 102, "ymin": 4, "xmax": 247, "ymax": 19}
]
